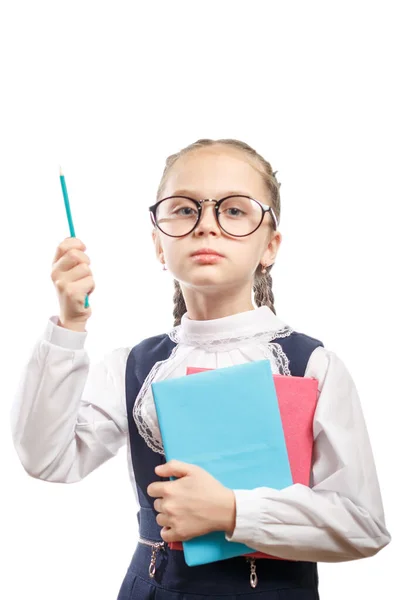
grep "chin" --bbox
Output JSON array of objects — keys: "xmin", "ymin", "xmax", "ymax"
[{"xmin": 183, "ymin": 269, "xmax": 231, "ymax": 289}]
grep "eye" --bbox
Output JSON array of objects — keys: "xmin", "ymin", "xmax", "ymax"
[
  {"xmin": 172, "ymin": 205, "xmax": 197, "ymax": 217},
  {"xmin": 225, "ymin": 206, "xmax": 245, "ymax": 217},
  {"xmin": 219, "ymin": 200, "xmax": 248, "ymax": 218}
]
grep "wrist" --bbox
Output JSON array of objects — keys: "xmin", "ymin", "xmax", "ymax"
[
  {"xmin": 220, "ymin": 488, "xmax": 236, "ymax": 536},
  {"xmin": 57, "ymin": 318, "xmax": 87, "ymax": 332}
]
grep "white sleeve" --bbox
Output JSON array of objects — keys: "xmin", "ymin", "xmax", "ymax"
[
  {"xmin": 225, "ymin": 345, "xmax": 391, "ymax": 562},
  {"xmin": 10, "ymin": 316, "xmax": 130, "ymax": 483}
]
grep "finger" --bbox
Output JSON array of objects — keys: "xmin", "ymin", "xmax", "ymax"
[
  {"xmin": 147, "ymin": 482, "xmax": 165, "ymax": 498},
  {"xmin": 53, "ymin": 248, "xmax": 91, "ymax": 272},
  {"xmin": 160, "ymin": 527, "xmax": 174, "ymax": 543},
  {"xmin": 155, "ymin": 460, "xmax": 193, "ymax": 478},
  {"xmin": 156, "ymin": 513, "xmax": 169, "ymax": 527},
  {"xmin": 55, "ymin": 262, "xmax": 92, "ymax": 286},
  {"xmin": 153, "ymin": 498, "xmax": 163, "ymax": 513},
  {"xmin": 52, "ymin": 254, "xmax": 92, "ymax": 289},
  {"xmin": 54, "ymin": 275, "xmax": 95, "ymax": 301},
  {"xmin": 51, "ymin": 254, "xmax": 90, "ymax": 286},
  {"xmin": 53, "ymin": 238, "xmax": 86, "ymax": 263}
]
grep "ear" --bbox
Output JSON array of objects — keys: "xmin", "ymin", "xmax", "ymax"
[
  {"xmin": 261, "ymin": 230, "xmax": 282, "ymax": 267},
  {"xmin": 152, "ymin": 228, "xmax": 164, "ymax": 263}
]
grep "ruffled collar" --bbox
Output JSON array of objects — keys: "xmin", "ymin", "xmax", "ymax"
[{"xmin": 168, "ymin": 305, "xmax": 292, "ymax": 348}]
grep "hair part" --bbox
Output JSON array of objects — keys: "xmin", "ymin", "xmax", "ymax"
[{"xmin": 156, "ymin": 138, "xmax": 281, "ymax": 327}]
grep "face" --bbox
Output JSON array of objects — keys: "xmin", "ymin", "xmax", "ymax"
[{"xmin": 152, "ymin": 145, "xmax": 282, "ymax": 295}]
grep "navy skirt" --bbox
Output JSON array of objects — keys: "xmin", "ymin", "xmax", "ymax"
[{"xmin": 116, "ymin": 543, "xmax": 319, "ymax": 599}]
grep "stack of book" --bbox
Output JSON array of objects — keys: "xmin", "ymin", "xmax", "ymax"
[{"xmin": 151, "ymin": 360, "xmax": 318, "ymax": 567}]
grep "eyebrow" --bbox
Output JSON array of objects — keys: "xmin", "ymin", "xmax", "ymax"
[{"xmin": 167, "ymin": 189, "xmax": 255, "ymax": 199}]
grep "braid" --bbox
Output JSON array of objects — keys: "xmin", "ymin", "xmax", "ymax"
[
  {"xmin": 173, "ymin": 279, "xmax": 187, "ymax": 327},
  {"xmin": 253, "ymin": 264, "xmax": 276, "ymax": 315}
]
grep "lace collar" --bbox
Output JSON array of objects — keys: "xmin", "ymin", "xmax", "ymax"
[{"xmin": 168, "ymin": 305, "xmax": 293, "ymax": 350}]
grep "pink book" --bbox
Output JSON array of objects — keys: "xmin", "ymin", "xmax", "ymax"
[{"xmin": 168, "ymin": 366, "xmax": 319, "ymax": 560}]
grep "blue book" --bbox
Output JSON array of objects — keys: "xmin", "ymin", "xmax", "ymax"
[{"xmin": 151, "ymin": 359, "xmax": 293, "ymax": 567}]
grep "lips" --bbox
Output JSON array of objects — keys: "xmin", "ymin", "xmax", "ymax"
[{"xmin": 190, "ymin": 249, "xmax": 224, "ymax": 257}]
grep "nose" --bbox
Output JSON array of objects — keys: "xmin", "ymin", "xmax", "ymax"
[{"xmin": 193, "ymin": 200, "xmax": 221, "ymax": 237}]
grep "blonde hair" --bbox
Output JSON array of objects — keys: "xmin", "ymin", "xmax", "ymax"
[{"xmin": 156, "ymin": 138, "xmax": 282, "ymax": 327}]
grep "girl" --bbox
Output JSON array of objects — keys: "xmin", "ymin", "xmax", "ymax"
[{"xmin": 11, "ymin": 139, "xmax": 391, "ymax": 599}]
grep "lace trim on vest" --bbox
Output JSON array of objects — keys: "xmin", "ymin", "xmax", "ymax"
[
  {"xmin": 258, "ymin": 341, "xmax": 291, "ymax": 376},
  {"xmin": 132, "ymin": 343, "xmax": 187, "ymax": 455}
]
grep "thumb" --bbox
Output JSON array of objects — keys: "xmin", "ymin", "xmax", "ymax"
[{"xmin": 155, "ymin": 460, "xmax": 193, "ymax": 478}]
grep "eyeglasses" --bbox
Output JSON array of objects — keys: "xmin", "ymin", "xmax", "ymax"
[{"xmin": 148, "ymin": 195, "xmax": 278, "ymax": 238}]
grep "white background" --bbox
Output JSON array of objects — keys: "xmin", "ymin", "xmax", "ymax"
[{"xmin": 1, "ymin": 1, "xmax": 398, "ymax": 598}]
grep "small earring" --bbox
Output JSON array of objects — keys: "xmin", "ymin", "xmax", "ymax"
[
  {"xmin": 261, "ymin": 263, "xmax": 267, "ymax": 274},
  {"xmin": 160, "ymin": 252, "xmax": 167, "ymax": 271}
]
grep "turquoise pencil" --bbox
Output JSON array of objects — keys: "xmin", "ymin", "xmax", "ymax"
[{"xmin": 59, "ymin": 168, "xmax": 90, "ymax": 309}]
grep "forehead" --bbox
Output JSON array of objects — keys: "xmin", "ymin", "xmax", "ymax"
[{"xmin": 162, "ymin": 145, "xmax": 269, "ymax": 200}]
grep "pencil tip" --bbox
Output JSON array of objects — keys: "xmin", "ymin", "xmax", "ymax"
[{"xmin": 59, "ymin": 166, "xmax": 63, "ymax": 176}]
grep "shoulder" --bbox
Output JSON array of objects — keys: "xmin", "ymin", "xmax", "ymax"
[
  {"xmin": 130, "ymin": 332, "xmax": 176, "ymax": 356},
  {"xmin": 283, "ymin": 329, "xmax": 324, "ymax": 349},
  {"xmin": 126, "ymin": 332, "xmax": 177, "ymax": 381},
  {"xmin": 121, "ymin": 332, "xmax": 176, "ymax": 398},
  {"xmin": 305, "ymin": 345, "xmax": 354, "ymax": 388},
  {"xmin": 280, "ymin": 332, "xmax": 357, "ymax": 399},
  {"xmin": 276, "ymin": 328, "xmax": 324, "ymax": 377}
]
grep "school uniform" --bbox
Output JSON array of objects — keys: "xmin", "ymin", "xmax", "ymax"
[{"xmin": 11, "ymin": 306, "xmax": 391, "ymax": 599}]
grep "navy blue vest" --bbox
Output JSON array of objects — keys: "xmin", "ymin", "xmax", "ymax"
[{"xmin": 125, "ymin": 329, "xmax": 323, "ymax": 595}]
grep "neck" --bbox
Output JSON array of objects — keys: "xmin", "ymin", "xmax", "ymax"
[{"xmin": 181, "ymin": 281, "xmax": 255, "ymax": 321}]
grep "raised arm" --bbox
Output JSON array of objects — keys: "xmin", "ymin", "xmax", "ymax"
[{"xmin": 10, "ymin": 316, "xmax": 130, "ymax": 483}]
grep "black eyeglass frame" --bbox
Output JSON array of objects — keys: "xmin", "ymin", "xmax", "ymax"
[{"xmin": 148, "ymin": 195, "xmax": 278, "ymax": 238}]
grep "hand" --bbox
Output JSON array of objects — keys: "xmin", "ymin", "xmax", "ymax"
[
  {"xmin": 51, "ymin": 237, "xmax": 95, "ymax": 330},
  {"xmin": 147, "ymin": 460, "xmax": 236, "ymax": 543}
]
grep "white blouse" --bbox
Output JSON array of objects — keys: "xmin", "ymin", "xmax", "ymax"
[{"xmin": 10, "ymin": 306, "xmax": 391, "ymax": 563}]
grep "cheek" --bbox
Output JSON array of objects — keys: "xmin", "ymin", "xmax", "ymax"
[
  {"xmin": 253, "ymin": 228, "xmax": 272, "ymax": 255},
  {"xmin": 163, "ymin": 240, "xmax": 187, "ymax": 266},
  {"xmin": 235, "ymin": 238, "xmax": 264, "ymax": 263}
]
